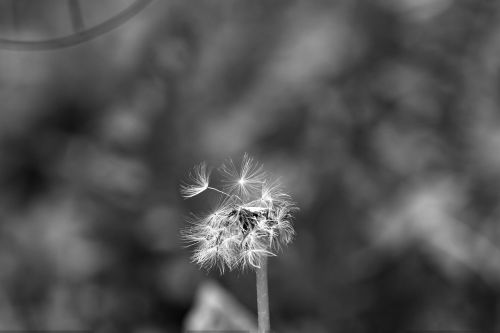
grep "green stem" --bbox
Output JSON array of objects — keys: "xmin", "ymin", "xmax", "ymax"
[{"xmin": 256, "ymin": 256, "xmax": 270, "ymax": 333}]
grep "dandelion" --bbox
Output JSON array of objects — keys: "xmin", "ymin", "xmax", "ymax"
[
  {"xmin": 180, "ymin": 154, "xmax": 297, "ymax": 333},
  {"xmin": 181, "ymin": 155, "xmax": 296, "ymax": 270}
]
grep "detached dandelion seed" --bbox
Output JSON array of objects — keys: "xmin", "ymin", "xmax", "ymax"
[
  {"xmin": 180, "ymin": 154, "xmax": 298, "ymax": 333},
  {"xmin": 180, "ymin": 162, "xmax": 210, "ymax": 198}
]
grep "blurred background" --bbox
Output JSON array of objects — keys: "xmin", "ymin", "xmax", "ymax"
[{"xmin": 1, "ymin": 0, "xmax": 500, "ymax": 332}]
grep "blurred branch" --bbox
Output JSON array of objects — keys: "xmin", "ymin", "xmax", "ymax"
[{"xmin": 67, "ymin": 0, "xmax": 85, "ymax": 32}]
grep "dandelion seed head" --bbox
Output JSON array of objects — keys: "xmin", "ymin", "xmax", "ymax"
[{"xmin": 180, "ymin": 154, "xmax": 297, "ymax": 273}]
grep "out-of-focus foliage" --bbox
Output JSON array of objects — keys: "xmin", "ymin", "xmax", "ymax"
[
  {"xmin": 184, "ymin": 281, "xmax": 256, "ymax": 331},
  {"xmin": 1, "ymin": 0, "xmax": 500, "ymax": 332}
]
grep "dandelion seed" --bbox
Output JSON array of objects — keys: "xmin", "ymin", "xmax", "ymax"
[
  {"xmin": 180, "ymin": 162, "xmax": 210, "ymax": 198},
  {"xmin": 220, "ymin": 153, "xmax": 266, "ymax": 199}
]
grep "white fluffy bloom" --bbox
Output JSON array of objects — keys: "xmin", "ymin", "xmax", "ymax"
[{"xmin": 181, "ymin": 154, "xmax": 297, "ymax": 272}]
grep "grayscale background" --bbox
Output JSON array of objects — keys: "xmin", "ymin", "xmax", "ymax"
[{"xmin": 0, "ymin": 0, "xmax": 499, "ymax": 332}]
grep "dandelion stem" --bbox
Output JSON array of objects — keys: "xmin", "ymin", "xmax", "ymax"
[
  {"xmin": 256, "ymin": 256, "xmax": 270, "ymax": 333},
  {"xmin": 207, "ymin": 186, "xmax": 230, "ymax": 197}
]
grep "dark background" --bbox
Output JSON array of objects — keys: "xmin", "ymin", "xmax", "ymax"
[{"xmin": 0, "ymin": 0, "xmax": 499, "ymax": 332}]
